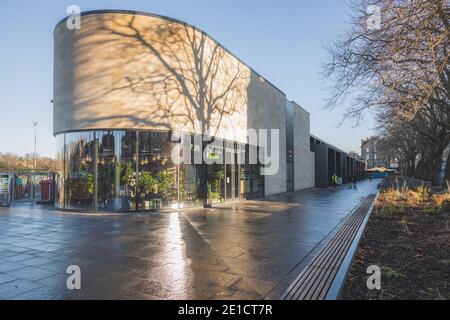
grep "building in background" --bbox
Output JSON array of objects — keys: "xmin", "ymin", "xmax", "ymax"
[{"xmin": 361, "ymin": 136, "xmax": 399, "ymax": 170}]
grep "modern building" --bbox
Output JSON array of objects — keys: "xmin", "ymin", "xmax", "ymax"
[
  {"xmin": 310, "ymin": 136, "xmax": 365, "ymax": 187},
  {"xmin": 53, "ymin": 10, "xmax": 365, "ymax": 212}
]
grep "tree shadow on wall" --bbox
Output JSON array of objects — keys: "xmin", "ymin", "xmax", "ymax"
[{"xmin": 92, "ymin": 14, "xmax": 251, "ymax": 138}]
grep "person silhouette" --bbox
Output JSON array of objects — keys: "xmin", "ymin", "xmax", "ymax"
[{"xmin": 332, "ymin": 173, "xmax": 338, "ymax": 189}]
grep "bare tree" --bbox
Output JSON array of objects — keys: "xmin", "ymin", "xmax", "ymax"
[
  {"xmin": 322, "ymin": 0, "xmax": 449, "ymax": 185},
  {"xmin": 0, "ymin": 153, "xmax": 56, "ymax": 170}
]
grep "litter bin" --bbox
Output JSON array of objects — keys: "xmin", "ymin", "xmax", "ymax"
[{"xmin": 40, "ymin": 179, "xmax": 52, "ymax": 201}]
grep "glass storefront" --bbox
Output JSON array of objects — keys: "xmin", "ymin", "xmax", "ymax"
[
  {"xmin": 54, "ymin": 130, "xmax": 264, "ymax": 212},
  {"xmin": 97, "ymin": 130, "xmax": 137, "ymax": 211},
  {"xmin": 64, "ymin": 131, "xmax": 96, "ymax": 210}
]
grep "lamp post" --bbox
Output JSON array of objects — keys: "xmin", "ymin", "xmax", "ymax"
[{"xmin": 32, "ymin": 121, "xmax": 39, "ymax": 168}]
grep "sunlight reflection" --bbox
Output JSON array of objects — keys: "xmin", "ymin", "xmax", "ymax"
[{"xmin": 162, "ymin": 212, "xmax": 190, "ymax": 296}]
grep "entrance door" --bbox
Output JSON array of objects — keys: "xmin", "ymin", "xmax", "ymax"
[{"xmin": 225, "ymin": 148, "xmax": 238, "ymax": 202}]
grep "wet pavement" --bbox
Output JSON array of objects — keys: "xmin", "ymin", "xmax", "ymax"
[{"xmin": 0, "ymin": 179, "xmax": 378, "ymax": 299}]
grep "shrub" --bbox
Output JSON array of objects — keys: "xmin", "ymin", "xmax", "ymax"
[
  {"xmin": 416, "ymin": 185, "xmax": 430, "ymax": 201},
  {"xmin": 422, "ymin": 207, "xmax": 438, "ymax": 215},
  {"xmin": 377, "ymin": 202, "xmax": 404, "ymax": 219},
  {"xmin": 442, "ymin": 200, "xmax": 450, "ymax": 213},
  {"xmin": 139, "ymin": 171, "xmax": 154, "ymax": 195},
  {"xmin": 433, "ymin": 194, "xmax": 450, "ymax": 210},
  {"xmin": 156, "ymin": 170, "xmax": 175, "ymax": 199},
  {"xmin": 382, "ymin": 184, "xmax": 409, "ymax": 204},
  {"xmin": 383, "ymin": 189, "xmax": 400, "ymax": 203}
]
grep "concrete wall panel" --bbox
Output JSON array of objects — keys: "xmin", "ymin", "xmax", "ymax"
[
  {"xmin": 312, "ymin": 144, "xmax": 328, "ymax": 188},
  {"xmin": 246, "ymin": 73, "xmax": 286, "ymax": 195}
]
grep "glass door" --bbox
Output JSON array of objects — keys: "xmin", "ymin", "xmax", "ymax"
[{"xmin": 225, "ymin": 148, "xmax": 238, "ymax": 202}]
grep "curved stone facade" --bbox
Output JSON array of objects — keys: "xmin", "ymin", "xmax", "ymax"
[
  {"xmin": 53, "ymin": 11, "xmax": 286, "ymax": 146},
  {"xmin": 53, "ymin": 11, "xmax": 290, "ymax": 211}
]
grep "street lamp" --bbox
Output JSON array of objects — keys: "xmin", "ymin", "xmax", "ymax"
[{"xmin": 32, "ymin": 121, "xmax": 39, "ymax": 168}]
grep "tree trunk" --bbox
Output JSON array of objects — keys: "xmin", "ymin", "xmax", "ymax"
[
  {"xmin": 406, "ymin": 155, "xmax": 416, "ymax": 177},
  {"xmin": 415, "ymin": 155, "xmax": 431, "ymax": 181},
  {"xmin": 431, "ymin": 158, "xmax": 442, "ymax": 186},
  {"xmin": 417, "ymin": 142, "xmax": 447, "ymax": 185},
  {"xmin": 445, "ymin": 152, "xmax": 450, "ymax": 189},
  {"xmin": 429, "ymin": 142, "xmax": 448, "ymax": 186}
]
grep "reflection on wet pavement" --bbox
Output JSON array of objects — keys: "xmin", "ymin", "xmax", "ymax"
[{"xmin": 0, "ymin": 180, "xmax": 378, "ymax": 299}]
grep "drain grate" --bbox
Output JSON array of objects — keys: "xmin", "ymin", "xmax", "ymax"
[{"xmin": 282, "ymin": 194, "xmax": 377, "ymax": 300}]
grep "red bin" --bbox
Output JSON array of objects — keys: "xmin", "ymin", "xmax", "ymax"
[{"xmin": 40, "ymin": 180, "xmax": 52, "ymax": 201}]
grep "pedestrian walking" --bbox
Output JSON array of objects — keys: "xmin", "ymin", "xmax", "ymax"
[{"xmin": 332, "ymin": 173, "xmax": 338, "ymax": 189}]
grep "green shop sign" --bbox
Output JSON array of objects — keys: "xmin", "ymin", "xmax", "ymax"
[{"xmin": 207, "ymin": 151, "xmax": 220, "ymax": 161}]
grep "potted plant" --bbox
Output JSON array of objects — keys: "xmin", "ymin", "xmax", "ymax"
[
  {"xmin": 156, "ymin": 170, "xmax": 175, "ymax": 206},
  {"xmin": 139, "ymin": 171, "xmax": 155, "ymax": 209}
]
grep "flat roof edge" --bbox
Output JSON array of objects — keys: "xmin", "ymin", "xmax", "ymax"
[
  {"xmin": 54, "ymin": 9, "xmax": 285, "ymax": 96},
  {"xmin": 310, "ymin": 134, "xmax": 363, "ymax": 161},
  {"xmin": 289, "ymin": 100, "xmax": 310, "ymax": 115}
]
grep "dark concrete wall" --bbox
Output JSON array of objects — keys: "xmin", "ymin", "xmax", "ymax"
[
  {"xmin": 328, "ymin": 148, "xmax": 336, "ymax": 186},
  {"xmin": 310, "ymin": 135, "xmax": 366, "ymax": 188},
  {"xmin": 336, "ymin": 152, "xmax": 342, "ymax": 178},
  {"xmin": 342, "ymin": 155, "xmax": 348, "ymax": 184},
  {"xmin": 312, "ymin": 144, "xmax": 328, "ymax": 188}
]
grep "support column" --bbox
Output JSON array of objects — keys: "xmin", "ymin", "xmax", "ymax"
[{"xmin": 93, "ymin": 132, "xmax": 98, "ymax": 211}]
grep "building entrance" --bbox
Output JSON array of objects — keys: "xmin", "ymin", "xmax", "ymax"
[{"xmin": 225, "ymin": 148, "xmax": 239, "ymax": 202}]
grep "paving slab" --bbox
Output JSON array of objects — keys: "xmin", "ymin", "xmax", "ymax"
[{"xmin": 0, "ymin": 179, "xmax": 378, "ymax": 299}]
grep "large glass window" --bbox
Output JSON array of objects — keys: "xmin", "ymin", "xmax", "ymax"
[
  {"xmin": 118, "ymin": 131, "xmax": 138, "ymax": 211},
  {"xmin": 97, "ymin": 130, "xmax": 116, "ymax": 210},
  {"xmin": 54, "ymin": 134, "xmax": 65, "ymax": 208},
  {"xmin": 239, "ymin": 144, "xmax": 264, "ymax": 200},
  {"xmin": 64, "ymin": 132, "xmax": 96, "ymax": 210},
  {"xmin": 55, "ymin": 130, "xmax": 265, "ymax": 211},
  {"xmin": 179, "ymin": 134, "xmax": 202, "ymax": 208},
  {"xmin": 205, "ymin": 139, "xmax": 225, "ymax": 205},
  {"xmin": 137, "ymin": 131, "xmax": 177, "ymax": 210}
]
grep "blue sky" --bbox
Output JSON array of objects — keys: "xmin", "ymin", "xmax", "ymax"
[{"xmin": 0, "ymin": 0, "xmax": 375, "ymax": 158}]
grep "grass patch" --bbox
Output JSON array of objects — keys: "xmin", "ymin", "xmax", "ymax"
[
  {"xmin": 377, "ymin": 203, "xmax": 402, "ymax": 219},
  {"xmin": 438, "ymin": 259, "xmax": 450, "ymax": 267},
  {"xmin": 381, "ymin": 266, "xmax": 406, "ymax": 280},
  {"xmin": 341, "ymin": 177, "xmax": 450, "ymax": 300}
]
